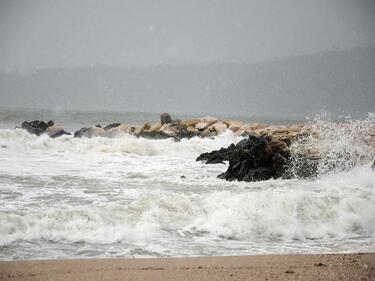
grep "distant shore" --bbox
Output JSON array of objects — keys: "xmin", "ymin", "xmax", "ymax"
[{"xmin": 1, "ymin": 253, "xmax": 374, "ymax": 281}]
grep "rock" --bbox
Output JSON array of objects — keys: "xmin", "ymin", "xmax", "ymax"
[
  {"xmin": 106, "ymin": 124, "xmax": 130, "ymax": 137},
  {"xmin": 197, "ymin": 135, "xmax": 291, "ymax": 182},
  {"xmin": 372, "ymin": 160, "xmax": 375, "ymax": 171},
  {"xmin": 186, "ymin": 126, "xmax": 199, "ymax": 135},
  {"xmin": 234, "ymin": 129, "xmax": 245, "ymax": 137},
  {"xmin": 139, "ymin": 122, "xmax": 151, "ymax": 133},
  {"xmin": 46, "ymin": 126, "xmax": 71, "ymax": 138},
  {"xmin": 200, "ymin": 128, "xmax": 214, "ymax": 138},
  {"xmin": 160, "ymin": 112, "xmax": 173, "ymax": 124},
  {"xmin": 181, "ymin": 119, "xmax": 201, "ymax": 127},
  {"xmin": 200, "ymin": 116, "xmax": 218, "ymax": 126},
  {"xmin": 195, "ymin": 122, "xmax": 209, "ymax": 131},
  {"xmin": 148, "ymin": 122, "xmax": 163, "ymax": 132},
  {"xmin": 212, "ymin": 122, "xmax": 228, "ymax": 134},
  {"xmin": 74, "ymin": 127, "xmax": 105, "ymax": 138},
  {"xmin": 103, "ymin": 123, "xmax": 121, "ymax": 130},
  {"xmin": 21, "ymin": 120, "xmax": 50, "ymax": 136},
  {"xmin": 228, "ymin": 122, "xmax": 243, "ymax": 132}
]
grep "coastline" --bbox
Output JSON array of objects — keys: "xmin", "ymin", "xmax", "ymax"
[{"xmin": 1, "ymin": 253, "xmax": 374, "ymax": 281}]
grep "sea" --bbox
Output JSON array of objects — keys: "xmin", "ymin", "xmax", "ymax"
[{"xmin": 0, "ymin": 108, "xmax": 374, "ymax": 260}]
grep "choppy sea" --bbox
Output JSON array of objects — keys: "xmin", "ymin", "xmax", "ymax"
[{"xmin": 0, "ymin": 109, "xmax": 374, "ymax": 260}]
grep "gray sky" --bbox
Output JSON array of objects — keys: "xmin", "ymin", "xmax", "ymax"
[{"xmin": 1, "ymin": 0, "xmax": 374, "ymax": 72}]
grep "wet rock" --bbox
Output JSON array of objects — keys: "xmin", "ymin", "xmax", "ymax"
[
  {"xmin": 372, "ymin": 160, "xmax": 375, "ymax": 171},
  {"xmin": 195, "ymin": 122, "xmax": 209, "ymax": 131},
  {"xmin": 197, "ymin": 135, "xmax": 291, "ymax": 181},
  {"xmin": 46, "ymin": 126, "xmax": 71, "ymax": 138},
  {"xmin": 106, "ymin": 124, "xmax": 130, "ymax": 137},
  {"xmin": 181, "ymin": 119, "xmax": 201, "ymax": 127},
  {"xmin": 228, "ymin": 122, "xmax": 242, "ymax": 132},
  {"xmin": 103, "ymin": 123, "xmax": 121, "ymax": 130},
  {"xmin": 148, "ymin": 122, "xmax": 163, "ymax": 132},
  {"xmin": 200, "ymin": 116, "xmax": 218, "ymax": 126},
  {"xmin": 160, "ymin": 112, "xmax": 173, "ymax": 124},
  {"xmin": 21, "ymin": 120, "xmax": 50, "ymax": 136},
  {"xmin": 139, "ymin": 122, "xmax": 151, "ymax": 133},
  {"xmin": 212, "ymin": 122, "xmax": 228, "ymax": 134},
  {"xmin": 74, "ymin": 127, "xmax": 105, "ymax": 138}
]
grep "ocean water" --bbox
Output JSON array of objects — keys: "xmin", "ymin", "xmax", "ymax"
[{"xmin": 0, "ymin": 109, "xmax": 374, "ymax": 261}]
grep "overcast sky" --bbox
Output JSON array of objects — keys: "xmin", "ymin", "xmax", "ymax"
[{"xmin": 0, "ymin": 0, "xmax": 374, "ymax": 72}]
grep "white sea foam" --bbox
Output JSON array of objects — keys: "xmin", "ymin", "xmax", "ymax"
[{"xmin": 0, "ymin": 115, "xmax": 374, "ymax": 259}]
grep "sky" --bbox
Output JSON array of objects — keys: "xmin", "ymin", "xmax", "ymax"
[{"xmin": 0, "ymin": 0, "xmax": 375, "ymax": 72}]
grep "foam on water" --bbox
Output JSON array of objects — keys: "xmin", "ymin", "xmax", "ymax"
[{"xmin": 0, "ymin": 114, "xmax": 374, "ymax": 260}]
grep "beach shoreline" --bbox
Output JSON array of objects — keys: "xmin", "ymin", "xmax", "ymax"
[{"xmin": 1, "ymin": 253, "xmax": 374, "ymax": 281}]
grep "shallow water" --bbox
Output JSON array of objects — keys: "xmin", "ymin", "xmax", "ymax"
[{"xmin": 0, "ymin": 111, "xmax": 374, "ymax": 260}]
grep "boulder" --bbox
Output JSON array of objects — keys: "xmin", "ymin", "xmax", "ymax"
[
  {"xmin": 139, "ymin": 122, "xmax": 151, "ymax": 133},
  {"xmin": 46, "ymin": 126, "xmax": 71, "ymax": 138},
  {"xmin": 197, "ymin": 135, "xmax": 291, "ymax": 181},
  {"xmin": 212, "ymin": 122, "xmax": 228, "ymax": 134},
  {"xmin": 228, "ymin": 122, "xmax": 243, "ymax": 132},
  {"xmin": 21, "ymin": 120, "xmax": 51, "ymax": 136},
  {"xmin": 160, "ymin": 112, "xmax": 173, "ymax": 124},
  {"xmin": 234, "ymin": 129, "xmax": 245, "ymax": 137},
  {"xmin": 103, "ymin": 123, "xmax": 121, "ymax": 130},
  {"xmin": 186, "ymin": 126, "xmax": 199, "ymax": 135},
  {"xmin": 74, "ymin": 127, "xmax": 105, "ymax": 138},
  {"xmin": 106, "ymin": 124, "xmax": 130, "ymax": 137},
  {"xmin": 195, "ymin": 122, "xmax": 209, "ymax": 131},
  {"xmin": 200, "ymin": 128, "xmax": 215, "ymax": 138},
  {"xmin": 200, "ymin": 116, "xmax": 218, "ymax": 126},
  {"xmin": 181, "ymin": 119, "xmax": 201, "ymax": 127},
  {"xmin": 148, "ymin": 122, "xmax": 163, "ymax": 132}
]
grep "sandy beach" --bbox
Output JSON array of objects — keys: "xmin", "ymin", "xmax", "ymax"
[{"xmin": 1, "ymin": 253, "xmax": 374, "ymax": 281}]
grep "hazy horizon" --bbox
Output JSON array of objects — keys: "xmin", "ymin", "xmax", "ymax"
[{"xmin": 0, "ymin": 0, "xmax": 374, "ymax": 117}]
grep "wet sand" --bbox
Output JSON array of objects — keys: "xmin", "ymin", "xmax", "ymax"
[{"xmin": 0, "ymin": 253, "xmax": 374, "ymax": 281}]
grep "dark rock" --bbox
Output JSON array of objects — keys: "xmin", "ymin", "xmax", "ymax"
[
  {"xmin": 160, "ymin": 112, "xmax": 173, "ymax": 124},
  {"xmin": 47, "ymin": 120, "xmax": 54, "ymax": 127},
  {"xmin": 103, "ymin": 123, "xmax": 121, "ymax": 130},
  {"xmin": 21, "ymin": 120, "xmax": 49, "ymax": 136},
  {"xmin": 372, "ymin": 160, "xmax": 375, "ymax": 171},
  {"xmin": 197, "ymin": 135, "xmax": 291, "ymax": 182},
  {"xmin": 95, "ymin": 124, "xmax": 102, "ymax": 128},
  {"xmin": 49, "ymin": 129, "xmax": 72, "ymax": 138},
  {"xmin": 74, "ymin": 127, "xmax": 90, "ymax": 138}
]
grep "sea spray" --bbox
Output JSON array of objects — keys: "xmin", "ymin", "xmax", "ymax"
[
  {"xmin": 0, "ymin": 114, "xmax": 374, "ymax": 260},
  {"xmin": 288, "ymin": 113, "xmax": 375, "ymax": 177}
]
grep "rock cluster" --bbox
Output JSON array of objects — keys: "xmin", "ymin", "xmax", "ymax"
[
  {"xmin": 20, "ymin": 120, "xmax": 71, "ymax": 138},
  {"xmin": 71, "ymin": 113, "xmax": 309, "ymax": 141},
  {"xmin": 19, "ymin": 113, "xmax": 308, "ymax": 142},
  {"xmin": 197, "ymin": 135, "xmax": 291, "ymax": 181}
]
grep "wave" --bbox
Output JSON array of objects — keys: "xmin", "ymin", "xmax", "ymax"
[
  {"xmin": 0, "ymin": 128, "xmax": 243, "ymax": 158},
  {"xmin": 289, "ymin": 113, "xmax": 375, "ymax": 176},
  {"xmin": 1, "ymin": 165, "xmax": 374, "ymax": 246}
]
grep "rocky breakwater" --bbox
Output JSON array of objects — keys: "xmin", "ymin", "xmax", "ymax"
[
  {"xmin": 18, "ymin": 113, "xmax": 309, "ymax": 142},
  {"xmin": 197, "ymin": 117, "xmax": 375, "ymax": 182},
  {"xmin": 20, "ymin": 120, "xmax": 71, "ymax": 138}
]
